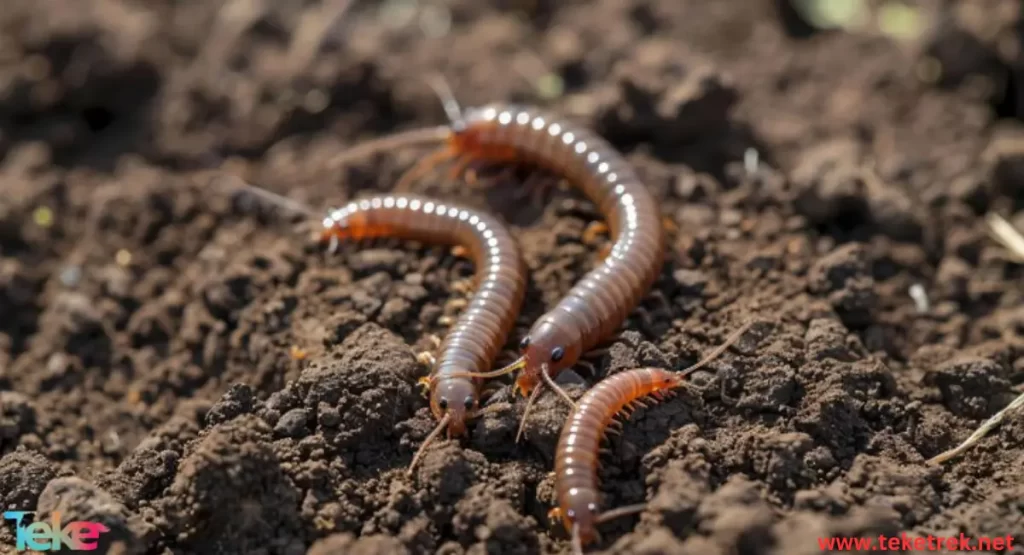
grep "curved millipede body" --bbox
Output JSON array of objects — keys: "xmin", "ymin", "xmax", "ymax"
[
  {"xmin": 553, "ymin": 368, "xmax": 682, "ymax": 550},
  {"xmin": 450, "ymin": 105, "xmax": 667, "ymax": 398},
  {"xmin": 549, "ymin": 321, "xmax": 751, "ymax": 553},
  {"xmin": 336, "ymin": 93, "xmax": 670, "ymax": 437},
  {"xmin": 232, "ymin": 180, "xmax": 528, "ymax": 474},
  {"xmin": 318, "ymin": 194, "xmax": 528, "ymax": 472}
]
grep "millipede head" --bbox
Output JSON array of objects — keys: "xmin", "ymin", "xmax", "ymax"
[
  {"xmin": 514, "ymin": 321, "xmax": 581, "ymax": 394},
  {"xmin": 428, "ymin": 375, "xmax": 479, "ymax": 437},
  {"xmin": 562, "ymin": 491, "xmax": 601, "ymax": 548},
  {"xmin": 649, "ymin": 368, "xmax": 686, "ymax": 392},
  {"xmin": 318, "ymin": 205, "xmax": 352, "ymax": 245}
]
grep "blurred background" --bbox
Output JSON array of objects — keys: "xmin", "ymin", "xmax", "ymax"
[{"xmin": 0, "ymin": 0, "xmax": 1019, "ymax": 173}]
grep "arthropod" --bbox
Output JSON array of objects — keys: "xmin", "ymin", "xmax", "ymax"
[
  {"xmin": 330, "ymin": 77, "xmax": 671, "ymax": 440},
  {"xmin": 550, "ymin": 321, "xmax": 751, "ymax": 554},
  {"xmin": 229, "ymin": 180, "xmax": 527, "ymax": 474}
]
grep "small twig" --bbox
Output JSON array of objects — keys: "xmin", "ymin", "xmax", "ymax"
[
  {"xmin": 927, "ymin": 212, "xmax": 1024, "ymax": 465},
  {"xmin": 908, "ymin": 283, "xmax": 929, "ymax": 313},
  {"xmin": 985, "ymin": 213, "xmax": 1024, "ymax": 262},
  {"xmin": 927, "ymin": 392, "xmax": 1024, "ymax": 464}
]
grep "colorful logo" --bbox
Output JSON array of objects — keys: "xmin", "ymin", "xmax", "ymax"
[{"xmin": 3, "ymin": 511, "xmax": 109, "ymax": 552}]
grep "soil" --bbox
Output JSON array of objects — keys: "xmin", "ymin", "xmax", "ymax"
[{"xmin": 2, "ymin": 0, "xmax": 1024, "ymax": 554}]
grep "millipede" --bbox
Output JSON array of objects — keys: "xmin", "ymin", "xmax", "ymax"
[
  {"xmin": 551, "ymin": 321, "xmax": 751, "ymax": 554},
  {"xmin": 227, "ymin": 180, "xmax": 527, "ymax": 474},
  {"xmin": 329, "ymin": 76, "xmax": 671, "ymax": 440}
]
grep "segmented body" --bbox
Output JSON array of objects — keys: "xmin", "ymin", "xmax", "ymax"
[
  {"xmin": 553, "ymin": 368, "xmax": 682, "ymax": 547},
  {"xmin": 450, "ymin": 104, "xmax": 667, "ymax": 392},
  {"xmin": 322, "ymin": 193, "xmax": 526, "ymax": 435}
]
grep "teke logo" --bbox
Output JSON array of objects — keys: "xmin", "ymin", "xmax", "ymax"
[{"xmin": 3, "ymin": 511, "xmax": 109, "ymax": 552}]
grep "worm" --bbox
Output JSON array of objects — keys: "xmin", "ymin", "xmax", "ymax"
[
  {"xmin": 227, "ymin": 179, "xmax": 526, "ymax": 474},
  {"xmin": 550, "ymin": 321, "xmax": 752, "ymax": 554},
  {"xmin": 329, "ymin": 76, "xmax": 670, "ymax": 439}
]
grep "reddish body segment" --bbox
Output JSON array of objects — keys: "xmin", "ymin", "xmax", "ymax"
[
  {"xmin": 549, "ymin": 320, "xmax": 752, "ymax": 553},
  {"xmin": 319, "ymin": 193, "xmax": 527, "ymax": 468},
  {"xmin": 449, "ymin": 106, "xmax": 667, "ymax": 398},
  {"xmin": 328, "ymin": 95, "xmax": 668, "ymax": 431},
  {"xmin": 551, "ymin": 368, "xmax": 683, "ymax": 549}
]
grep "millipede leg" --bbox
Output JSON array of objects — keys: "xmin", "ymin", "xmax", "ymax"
[
  {"xmin": 582, "ymin": 347, "xmax": 609, "ymax": 360},
  {"xmin": 444, "ymin": 298, "xmax": 468, "ymax": 312},
  {"xmin": 582, "ymin": 221, "xmax": 609, "ymax": 245},
  {"xmin": 395, "ymin": 147, "xmax": 458, "ymax": 192},
  {"xmin": 464, "ymin": 166, "xmax": 483, "ymax": 187},
  {"xmin": 662, "ymin": 216, "xmax": 678, "ymax": 235},
  {"xmin": 447, "ymin": 153, "xmax": 476, "ymax": 184},
  {"xmin": 452, "ymin": 279, "xmax": 474, "ymax": 295},
  {"xmin": 417, "ymin": 376, "xmax": 432, "ymax": 397},
  {"xmin": 416, "ymin": 352, "xmax": 436, "ymax": 368},
  {"xmin": 289, "ymin": 345, "xmax": 308, "ymax": 360}
]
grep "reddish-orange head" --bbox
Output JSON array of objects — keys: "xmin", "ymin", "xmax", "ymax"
[
  {"xmin": 562, "ymin": 489, "xmax": 601, "ymax": 547},
  {"xmin": 428, "ymin": 376, "xmax": 479, "ymax": 437},
  {"xmin": 447, "ymin": 119, "xmax": 518, "ymax": 165},
  {"xmin": 512, "ymin": 319, "xmax": 582, "ymax": 396},
  {"xmin": 646, "ymin": 368, "xmax": 685, "ymax": 393},
  {"xmin": 318, "ymin": 204, "xmax": 370, "ymax": 245}
]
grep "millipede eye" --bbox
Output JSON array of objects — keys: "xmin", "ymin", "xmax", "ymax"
[
  {"xmin": 463, "ymin": 396, "xmax": 475, "ymax": 409},
  {"xmin": 551, "ymin": 346, "xmax": 565, "ymax": 362},
  {"xmin": 519, "ymin": 336, "xmax": 530, "ymax": 350},
  {"xmin": 438, "ymin": 398, "xmax": 448, "ymax": 410}
]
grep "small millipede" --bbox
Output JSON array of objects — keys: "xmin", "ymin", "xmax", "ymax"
[
  {"xmin": 329, "ymin": 76, "xmax": 671, "ymax": 440},
  {"xmin": 550, "ymin": 321, "xmax": 752, "ymax": 554},
  {"xmin": 227, "ymin": 179, "xmax": 527, "ymax": 475}
]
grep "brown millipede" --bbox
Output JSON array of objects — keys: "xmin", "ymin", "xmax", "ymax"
[
  {"xmin": 329, "ymin": 77, "xmax": 670, "ymax": 440},
  {"xmin": 227, "ymin": 179, "xmax": 526, "ymax": 474},
  {"xmin": 551, "ymin": 321, "xmax": 751, "ymax": 554}
]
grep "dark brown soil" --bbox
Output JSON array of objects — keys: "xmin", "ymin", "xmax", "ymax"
[{"xmin": 3, "ymin": 0, "xmax": 1024, "ymax": 553}]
